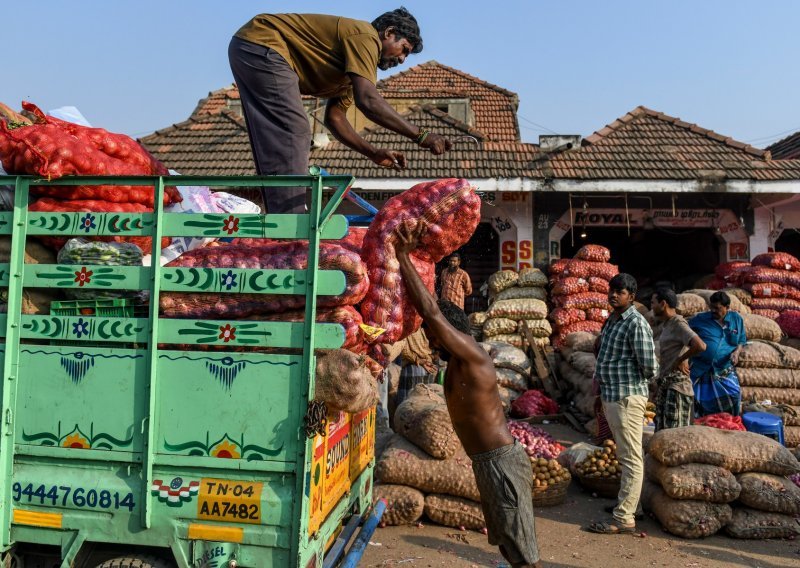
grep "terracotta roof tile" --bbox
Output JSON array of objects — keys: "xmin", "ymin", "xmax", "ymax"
[{"xmin": 767, "ymin": 131, "xmax": 800, "ymax": 160}]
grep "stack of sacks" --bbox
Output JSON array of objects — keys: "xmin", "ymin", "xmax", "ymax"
[
  {"xmin": 468, "ymin": 311, "xmax": 487, "ymax": 342},
  {"xmin": 674, "ymin": 289, "xmax": 751, "ymax": 318},
  {"xmin": 644, "ymin": 426, "xmax": 800, "ymax": 539},
  {"xmin": 733, "ymin": 253, "xmax": 800, "ymax": 320},
  {"xmin": 479, "ymin": 341, "xmax": 533, "ymax": 411},
  {"xmin": 483, "ymin": 268, "xmax": 551, "ymax": 350},
  {"xmin": 555, "ymin": 331, "xmax": 598, "ymax": 425},
  {"xmin": 548, "ymin": 245, "xmax": 618, "ymax": 350},
  {"xmin": 735, "ymin": 340, "xmax": 800, "ymax": 448},
  {"xmin": 375, "ymin": 384, "xmax": 486, "ymax": 530},
  {"xmin": 0, "ymin": 101, "xmax": 181, "ymax": 252}
]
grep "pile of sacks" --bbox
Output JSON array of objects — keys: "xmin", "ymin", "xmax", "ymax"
[
  {"xmin": 735, "ymin": 340, "xmax": 800, "ymax": 448},
  {"xmin": 375, "ymin": 384, "xmax": 486, "ymax": 530},
  {"xmin": 555, "ymin": 331, "xmax": 598, "ymax": 426},
  {"xmin": 643, "ymin": 426, "xmax": 800, "ymax": 539},
  {"xmin": 476, "ymin": 268, "xmax": 551, "ymax": 350},
  {"xmin": 548, "ymin": 245, "xmax": 618, "ymax": 350},
  {"xmin": 479, "ymin": 340, "xmax": 535, "ymax": 412}
]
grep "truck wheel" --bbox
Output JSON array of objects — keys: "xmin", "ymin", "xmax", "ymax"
[{"xmin": 95, "ymin": 556, "xmax": 174, "ymax": 568}]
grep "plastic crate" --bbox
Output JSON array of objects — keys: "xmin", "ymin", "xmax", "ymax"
[{"xmin": 50, "ymin": 298, "xmax": 149, "ymax": 318}]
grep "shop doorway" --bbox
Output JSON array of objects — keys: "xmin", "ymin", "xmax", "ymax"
[
  {"xmin": 775, "ymin": 230, "xmax": 800, "ymax": 259},
  {"xmin": 560, "ymin": 227, "xmax": 720, "ymax": 296},
  {"xmin": 435, "ymin": 222, "xmax": 499, "ymax": 314}
]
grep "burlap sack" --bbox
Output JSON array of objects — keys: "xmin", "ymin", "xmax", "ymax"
[
  {"xmin": 314, "ymin": 350, "xmax": 378, "ymax": 413},
  {"xmin": 724, "ymin": 507, "xmax": 800, "ymax": 539},
  {"xmin": 483, "ymin": 317, "xmax": 518, "ymax": 337},
  {"xmin": 568, "ymin": 352, "xmax": 596, "ymax": 377},
  {"xmin": 486, "ymin": 298, "xmax": 548, "ymax": 321},
  {"xmin": 740, "ymin": 387, "xmax": 800, "ymax": 406},
  {"xmin": 564, "ymin": 331, "xmax": 597, "ymax": 353},
  {"xmin": 374, "ymin": 484, "xmax": 425, "ymax": 526},
  {"xmin": 488, "ymin": 270, "xmax": 519, "ymax": 293},
  {"xmin": 736, "ymin": 472, "xmax": 800, "ymax": 515},
  {"xmin": 496, "ymin": 368, "xmax": 528, "ymax": 392},
  {"xmin": 424, "ymin": 494, "xmax": 485, "ymax": 530},
  {"xmin": 469, "ymin": 312, "xmax": 488, "ymax": 327},
  {"xmin": 685, "ymin": 289, "xmax": 748, "ymax": 314},
  {"xmin": 725, "ymin": 287, "xmax": 753, "ymax": 306},
  {"xmin": 494, "ymin": 286, "xmax": 547, "ymax": 302},
  {"xmin": 497, "ymin": 386, "xmax": 519, "ymax": 410},
  {"xmin": 648, "ymin": 425, "xmax": 800, "ymax": 475},
  {"xmin": 0, "ymin": 238, "xmax": 60, "ymax": 315},
  {"xmin": 736, "ymin": 367, "xmax": 800, "ymax": 389},
  {"xmin": 375, "ymin": 435, "xmax": 479, "ymax": 501},
  {"xmin": 737, "ymin": 340, "xmax": 800, "ymax": 369},
  {"xmin": 741, "ymin": 313, "xmax": 783, "ymax": 342},
  {"xmin": 644, "ymin": 455, "xmax": 740, "ymax": 503},
  {"xmin": 394, "ymin": 384, "xmax": 460, "ymax": 459},
  {"xmin": 518, "ymin": 318, "xmax": 553, "ymax": 338},
  {"xmin": 518, "ymin": 267, "xmax": 548, "ymax": 288},
  {"xmin": 481, "ymin": 341, "xmax": 531, "ymax": 369},
  {"xmin": 787, "ymin": 426, "xmax": 800, "ymax": 448},
  {"xmin": 642, "ymin": 480, "xmax": 732, "ymax": 538},
  {"xmin": 0, "ymin": 237, "xmax": 56, "ymax": 264},
  {"xmin": 676, "ymin": 293, "xmax": 708, "ymax": 317}
]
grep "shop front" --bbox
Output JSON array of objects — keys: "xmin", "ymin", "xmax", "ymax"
[{"xmin": 535, "ymin": 200, "xmax": 750, "ymax": 293}]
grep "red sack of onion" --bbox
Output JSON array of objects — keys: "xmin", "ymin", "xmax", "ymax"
[
  {"xmin": 510, "ymin": 389, "xmax": 559, "ymax": 418},
  {"xmin": 588, "ymin": 276, "xmax": 610, "ymax": 293},
  {"xmin": 693, "ymin": 413, "xmax": 746, "ymax": 431},
  {"xmin": 247, "ymin": 306, "xmax": 366, "ymax": 352},
  {"xmin": 549, "ymin": 307, "xmax": 586, "ymax": 329},
  {"xmin": 585, "ymin": 307, "xmax": 610, "ymax": 323},
  {"xmin": 552, "ymin": 276, "xmax": 589, "ymax": 296},
  {"xmin": 560, "ymin": 292, "xmax": 610, "ymax": 310},
  {"xmin": 507, "ymin": 420, "xmax": 565, "ymax": 459},
  {"xmin": 562, "ymin": 259, "xmax": 619, "ymax": 280},
  {"xmin": 715, "ymin": 261, "xmax": 751, "ymax": 280},
  {"xmin": 160, "ymin": 241, "xmax": 369, "ymax": 319},
  {"xmin": 744, "ymin": 282, "xmax": 788, "ymax": 299},
  {"xmin": 575, "ymin": 244, "xmax": 611, "ymax": 263},
  {"xmin": 359, "ymin": 178, "xmax": 480, "ymax": 344},
  {"xmin": 751, "ymin": 252, "xmax": 800, "ymax": 272},
  {"xmin": 548, "ymin": 259, "xmax": 570, "ymax": 277},
  {"xmin": 750, "ymin": 297, "xmax": 800, "ymax": 313},
  {"xmin": 752, "ymin": 309, "xmax": 780, "ymax": 320},
  {"xmin": 776, "ymin": 310, "xmax": 800, "ymax": 338}
]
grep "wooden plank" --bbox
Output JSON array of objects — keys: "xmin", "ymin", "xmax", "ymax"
[{"xmin": 519, "ymin": 321, "xmax": 562, "ymax": 398}]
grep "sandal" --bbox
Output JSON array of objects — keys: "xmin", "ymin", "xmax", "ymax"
[{"xmin": 587, "ymin": 519, "xmax": 636, "ymax": 534}]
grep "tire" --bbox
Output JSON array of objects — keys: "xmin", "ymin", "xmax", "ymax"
[{"xmin": 95, "ymin": 556, "xmax": 174, "ymax": 568}]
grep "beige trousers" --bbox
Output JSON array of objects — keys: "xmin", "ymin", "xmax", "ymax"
[{"xmin": 602, "ymin": 394, "xmax": 647, "ymax": 525}]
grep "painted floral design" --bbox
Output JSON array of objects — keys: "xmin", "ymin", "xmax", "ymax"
[
  {"xmin": 222, "ymin": 215, "xmax": 240, "ymax": 235},
  {"xmin": 74, "ymin": 267, "xmax": 93, "ymax": 287},
  {"xmin": 62, "ymin": 433, "xmax": 90, "ymax": 449},
  {"xmin": 72, "ymin": 318, "xmax": 90, "ymax": 338},
  {"xmin": 218, "ymin": 324, "xmax": 236, "ymax": 343},
  {"xmin": 210, "ymin": 439, "xmax": 240, "ymax": 459},
  {"xmin": 220, "ymin": 270, "xmax": 237, "ymax": 290},
  {"xmin": 80, "ymin": 213, "xmax": 96, "ymax": 232}
]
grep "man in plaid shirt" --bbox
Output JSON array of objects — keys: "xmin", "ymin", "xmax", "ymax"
[{"xmin": 589, "ymin": 273, "xmax": 657, "ymax": 535}]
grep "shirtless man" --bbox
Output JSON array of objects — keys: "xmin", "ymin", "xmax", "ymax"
[{"xmin": 395, "ymin": 222, "xmax": 541, "ymax": 568}]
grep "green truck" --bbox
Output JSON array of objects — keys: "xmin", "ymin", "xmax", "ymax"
[{"xmin": 0, "ymin": 173, "xmax": 381, "ymax": 567}]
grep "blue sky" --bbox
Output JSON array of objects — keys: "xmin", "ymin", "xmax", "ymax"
[{"xmin": 4, "ymin": 1, "xmax": 799, "ymax": 148}]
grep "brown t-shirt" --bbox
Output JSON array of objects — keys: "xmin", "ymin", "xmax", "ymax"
[
  {"xmin": 656, "ymin": 314, "xmax": 697, "ymax": 396},
  {"xmin": 235, "ymin": 13, "xmax": 380, "ymax": 109}
]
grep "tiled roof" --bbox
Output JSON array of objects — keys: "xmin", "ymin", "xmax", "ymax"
[
  {"xmin": 139, "ymin": 111, "xmax": 256, "ymax": 176},
  {"xmin": 767, "ymin": 131, "xmax": 800, "ymax": 160},
  {"xmin": 546, "ymin": 106, "xmax": 800, "ymax": 181},
  {"xmin": 377, "ymin": 61, "xmax": 520, "ymax": 142},
  {"xmin": 192, "ymin": 84, "xmax": 315, "ymax": 116},
  {"xmin": 309, "ymin": 105, "xmax": 538, "ymax": 178}
]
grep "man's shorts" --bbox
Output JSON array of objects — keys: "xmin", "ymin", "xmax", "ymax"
[{"xmin": 471, "ymin": 441, "xmax": 539, "ymax": 565}]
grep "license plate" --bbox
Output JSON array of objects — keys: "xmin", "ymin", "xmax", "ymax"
[{"xmin": 197, "ymin": 478, "xmax": 263, "ymax": 524}]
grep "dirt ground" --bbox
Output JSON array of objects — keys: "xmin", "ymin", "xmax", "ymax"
[{"xmin": 362, "ymin": 423, "xmax": 800, "ymax": 568}]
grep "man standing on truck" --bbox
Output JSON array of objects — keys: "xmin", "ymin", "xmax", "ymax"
[
  {"xmin": 229, "ymin": 8, "xmax": 453, "ymax": 213},
  {"xmin": 394, "ymin": 222, "xmax": 542, "ymax": 568}
]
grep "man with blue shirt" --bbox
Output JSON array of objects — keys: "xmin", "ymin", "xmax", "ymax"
[
  {"xmin": 588, "ymin": 273, "xmax": 657, "ymax": 535},
  {"xmin": 688, "ymin": 290, "xmax": 746, "ymax": 417}
]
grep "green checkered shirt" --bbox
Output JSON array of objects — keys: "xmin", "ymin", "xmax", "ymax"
[{"xmin": 596, "ymin": 305, "xmax": 658, "ymax": 402}]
